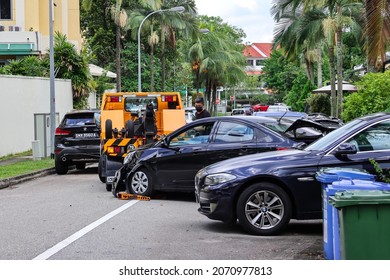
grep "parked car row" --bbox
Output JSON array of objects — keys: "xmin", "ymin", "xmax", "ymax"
[{"xmin": 55, "ymin": 108, "xmax": 390, "ymax": 237}]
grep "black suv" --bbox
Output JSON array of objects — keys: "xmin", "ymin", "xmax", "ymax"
[{"xmin": 54, "ymin": 110, "xmax": 101, "ymax": 175}]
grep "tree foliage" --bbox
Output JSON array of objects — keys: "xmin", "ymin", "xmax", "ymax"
[
  {"xmin": 342, "ymin": 71, "xmax": 390, "ymax": 121},
  {"xmin": 284, "ymin": 72, "xmax": 315, "ymax": 111},
  {"xmin": 0, "ymin": 56, "xmax": 49, "ymax": 76},
  {"xmin": 80, "ymin": 0, "xmax": 117, "ymax": 68},
  {"xmin": 261, "ymin": 49, "xmax": 303, "ymax": 101},
  {"xmin": 306, "ymin": 93, "xmax": 331, "ymax": 115}
]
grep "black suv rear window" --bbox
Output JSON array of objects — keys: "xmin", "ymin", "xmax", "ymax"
[{"xmin": 63, "ymin": 113, "xmax": 99, "ymax": 126}]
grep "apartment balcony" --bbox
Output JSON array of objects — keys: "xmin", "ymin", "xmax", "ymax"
[{"xmin": 0, "ymin": 29, "xmax": 42, "ymax": 56}]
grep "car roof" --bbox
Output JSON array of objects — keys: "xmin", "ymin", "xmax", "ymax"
[
  {"xmin": 65, "ymin": 109, "xmax": 100, "ymax": 115},
  {"xmin": 357, "ymin": 112, "xmax": 390, "ymax": 121},
  {"xmin": 253, "ymin": 111, "xmax": 307, "ymax": 118},
  {"xmin": 190, "ymin": 115, "xmax": 279, "ymax": 124}
]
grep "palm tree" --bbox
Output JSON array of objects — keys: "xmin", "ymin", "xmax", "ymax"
[
  {"xmin": 127, "ymin": 1, "xmax": 162, "ymax": 91},
  {"xmin": 180, "ymin": 16, "xmax": 246, "ymax": 115},
  {"xmin": 272, "ymin": 0, "xmax": 363, "ymax": 117},
  {"xmin": 272, "ymin": 2, "xmax": 338, "ymax": 116},
  {"xmin": 364, "ymin": 0, "xmax": 390, "ymax": 72},
  {"xmin": 53, "ymin": 32, "xmax": 95, "ymax": 107},
  {"xmin": 159, "ymin": 0, "xmax": 197, "ymax": 91}
]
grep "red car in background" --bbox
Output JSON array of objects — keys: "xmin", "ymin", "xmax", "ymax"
[{"xmin": 252, "ymin": 104, "xmax": 269, "ymax": 112}]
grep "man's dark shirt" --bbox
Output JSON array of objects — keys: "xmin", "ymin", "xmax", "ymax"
[{"xmin": 195, "ymin": 109, "xmax": 211, "ymax": 119}]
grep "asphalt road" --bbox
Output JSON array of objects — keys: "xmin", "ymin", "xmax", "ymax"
[{"xmin": 0, "ymin": 166, "xmax": 323, "ymax": 260}]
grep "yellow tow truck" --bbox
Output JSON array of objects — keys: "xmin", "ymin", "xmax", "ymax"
[{"xmin": 98, "ymin": 92, "xmax": 186, "ymax": 191}]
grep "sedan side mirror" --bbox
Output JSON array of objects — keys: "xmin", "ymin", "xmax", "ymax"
[
  {"xmin": 162, "ymin": 137, "xmax": 169, "ymax": 148},
  {"xmin": 334, "ymin": 142, "xmax": 358, "ymax": 156}
]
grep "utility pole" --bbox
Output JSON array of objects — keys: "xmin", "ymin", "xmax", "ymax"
[{"xmin": 49, "ymin": 0, "xmax": 55, "ymax": 158}]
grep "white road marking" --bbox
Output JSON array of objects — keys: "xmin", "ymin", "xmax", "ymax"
[{"xmin": 33, "ymin": 200, "xmax": 139, "ymax": 260}]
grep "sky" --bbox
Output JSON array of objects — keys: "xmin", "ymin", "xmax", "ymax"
[{"xmin": 195, "ymin": 0, "xmax": 275, "ymax": 44}]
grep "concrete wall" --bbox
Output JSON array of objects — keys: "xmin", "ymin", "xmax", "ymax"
[{"xmin": 0, "ymin": 75, "xmax": 73, "ymax": 157}]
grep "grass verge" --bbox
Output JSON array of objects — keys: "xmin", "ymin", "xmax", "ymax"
[
  {"xmin": 0, "ymin": 158, "xmax": 54, "ymax": 179},
  {"xmin": 0, "ymin": 150, "xmax": 32, "ymax": 161}
]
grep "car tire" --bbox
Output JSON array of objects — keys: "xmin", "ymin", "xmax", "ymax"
[
  {"xmin": 105, "ymin": 119, "xmax": 112, "ymax": 140},
  {"xmin": 98, "ymin": 156, "xmax": 106, "ymax": 183},
  {"xmin": 76, "ymin": 163, "xmax": 86, "ymax": 170},
  {"xmin": 55, "ymin": 157, "xmax": 68, "ymax": 175},
  {"xmin": 125, "ymin": 120, "xmax": 135, "ymax": 138},
  {"xmin": 128, "ymin": 168, "xmax": 153, "ymax": 196},
  {"xmin": 236, "ymin": 182, "xmax": 291, "ymax": 236}
]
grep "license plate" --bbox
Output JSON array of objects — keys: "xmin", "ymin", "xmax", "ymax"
[{"xmin": 75, "ymin": 133, "xmax": 98, "ymax": 138}]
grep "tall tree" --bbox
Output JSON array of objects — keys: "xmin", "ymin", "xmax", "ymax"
[
  {"xmin": 159, "ymin": 0, "xmax": 197, "ymax": 91},
  {"xmin": 80, "ymin": 0, "xmax": 116, "ymax": 68},
  {"xmin": 82, "ymin": 0, "xmax": 134, "ymax": 92},
  {"xmin": 179, "ymin": 16, "xmax": 246, "ymax": 115},
  {"xmin": 127, "ymin": 0, "xmax": 197, "ymax": 91},
  {"xmin": 272, "ymin": 0, "xmax": 362, "ymax": 117}
]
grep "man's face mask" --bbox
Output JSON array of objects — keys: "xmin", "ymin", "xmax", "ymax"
[{"xmin": 195, "ymin": 105, "xmax": 203, "ymax": 112}]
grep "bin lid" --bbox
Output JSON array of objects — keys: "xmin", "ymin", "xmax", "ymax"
[
  {"xmin": 331, "ymin": 179, "xmax": 390, "ymax": 191},
  {"xmin": 329, "ymin": 189, "xmax": 390, "ymax": 208},
  {"xmin": 316, "ymin": 168, "xmax": 375, "ymax": 184}
]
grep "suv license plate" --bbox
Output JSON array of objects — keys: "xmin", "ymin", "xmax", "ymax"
[{"xmin": 75, "ymin": 133, "xmax": 97, "ymax": 138}]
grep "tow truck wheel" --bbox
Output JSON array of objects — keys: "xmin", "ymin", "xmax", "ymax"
[
  {"xmin": 98, "ymin": 156, "xmax": 106, "ymax": 183},
  {"xmin": 105, "ymin": 119, "xmax": 112, "ymax": 140},
  {"xmin": 125, "ymin": 120, "xmax": 135, "ymax": 138},
  {"xmin": 129, "ymin": 168, "xmax": 153, "ymax": 196},
  {"xmin": 55, "ymin": 157, "xmax": 68, "ymax": 175}
]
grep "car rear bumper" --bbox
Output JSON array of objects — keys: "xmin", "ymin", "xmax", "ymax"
[{"xmin": 56, "ymin": 147, "xmax": 100, "ymax": 162}]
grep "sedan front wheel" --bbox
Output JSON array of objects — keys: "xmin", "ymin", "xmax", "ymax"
[
  {"xmin": 237, "ymin": 182, "xmax": 291, "ymax": 236},
  {"xmin": 128, "ymin": 168, "xmax": 153, "ymax": 196}
]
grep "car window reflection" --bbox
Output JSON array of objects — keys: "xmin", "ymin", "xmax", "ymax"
[
  {"xmin": 215, "ymin": 121, "xmax": 254, "ymax": 143},
  {"xmin": 347, "ymin": 120, "xmax": 390, "ymax": 152},
  {"xmin": 169, "ymin": 123, "xmax": 214, "ymax": 146}
]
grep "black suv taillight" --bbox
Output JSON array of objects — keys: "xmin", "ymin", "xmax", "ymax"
[{"xmin": 55, "ymin": 127, "xmax": 71, "ymax": 136}]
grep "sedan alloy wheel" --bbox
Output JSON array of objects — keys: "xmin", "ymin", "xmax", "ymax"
[{"xmin": 237, "ymin": 183, "xmax": 291, "ymax": 235}]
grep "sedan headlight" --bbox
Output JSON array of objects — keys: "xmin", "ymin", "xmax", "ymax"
[
  {"xmin": 204, "ymin": 173, "xmax": 237, "ymax": 186},
  {"xmin": 123, "ymin": 151, "xmax": 136, "ymax": 165}
]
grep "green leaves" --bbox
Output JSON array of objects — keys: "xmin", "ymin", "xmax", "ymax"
[{"xmin": 342, "ymin": 71, "xmax": 390, "ymax": 121}]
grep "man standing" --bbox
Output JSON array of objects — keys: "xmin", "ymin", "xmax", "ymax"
[{"xmin": 194, "ymin": 97, "xmax": 211, "ymax": 119}]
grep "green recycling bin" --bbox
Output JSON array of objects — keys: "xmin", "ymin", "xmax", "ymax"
[{"xmin": 330, "ymin": 189, "xmax": 390, "ymax": 260}]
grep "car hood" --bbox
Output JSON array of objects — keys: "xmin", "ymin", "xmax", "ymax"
[
  {"xmin": 285, "ymin": 118, "xmax": 332, "ymax": 134},
  {"xmin": 202, "ymin": 148, "xmax": 319, "ymax": 175}
]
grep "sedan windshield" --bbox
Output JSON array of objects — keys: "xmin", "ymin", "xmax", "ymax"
[{"xmin": 304, "ymin": 118, "xmax": 363, "ymax": 151}]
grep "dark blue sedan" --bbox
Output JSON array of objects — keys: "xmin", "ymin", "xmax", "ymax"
[
  {"xmin": 112, "ymin": 116, "xmax": 299, "ymax": 196},
  {"xmin": 195, "ymin": 112, "xmax": 390, "ymax": 235}
]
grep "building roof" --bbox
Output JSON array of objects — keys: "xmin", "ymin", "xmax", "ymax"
[
  {"xmin": 243, "ymin": 43, "xmax": 273, "ymax": 59},
  {"xmin": 89, "ymin": 64, "xmax": 117, "ymax": 79}
]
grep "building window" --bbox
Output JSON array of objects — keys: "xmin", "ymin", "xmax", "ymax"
[
  {"xmin": 256, "ymin": 60, "xmax": 265, "ymax": 66},
  {"xmin": 0, "ymin": 0, "xmax": 11, "ymax": 20},
  {"xmin": 246, "ymin": 59, "xmax": 254, "ymax": 66}
]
